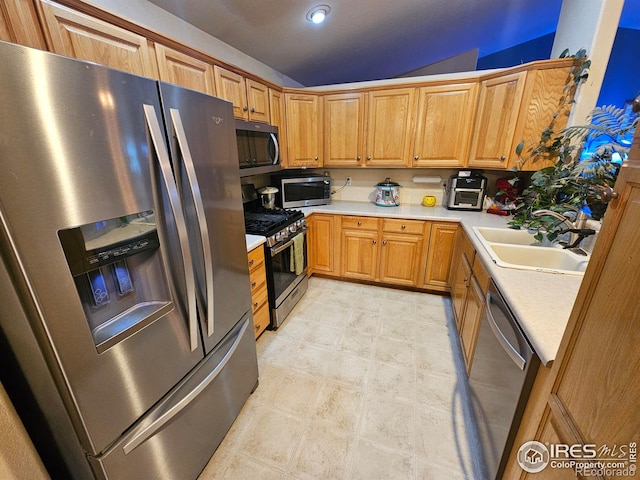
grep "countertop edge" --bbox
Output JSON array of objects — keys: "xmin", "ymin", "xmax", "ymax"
[{"xmin": 246, "ymin": 234, "xmax": 266, "ymax": 252}]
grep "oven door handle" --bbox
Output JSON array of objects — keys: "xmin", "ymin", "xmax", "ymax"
[{"xmin": 270, "ymin": 228, "xmax": 306, "ymax": 256}]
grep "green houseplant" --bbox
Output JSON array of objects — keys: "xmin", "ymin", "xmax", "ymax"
[{"xmin": 504, "ymin": 51, "xmax": 638, "ymax": 242}]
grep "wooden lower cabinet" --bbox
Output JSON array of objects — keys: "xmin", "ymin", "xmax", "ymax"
[
  {"xmin": 341, "ymin": 228, "xmax": 379, "ymax": 281},
  {"xmin": 247, "ymin": 245, "xmax": 268, "ymax": 338},
  {"xmin": 378, "ymin": 232, "xmax": 423, "ymax": 286},
  {"xmin": 422, "ymin": 222, "xmax": 457, "ymax": 290},
  {"xmin": 308, "ymin": 214, "xmax": 338, "ymax": 275},
  {"xmin": 449, "ymin": 227, "xmax": 490, "ymax": 373}
]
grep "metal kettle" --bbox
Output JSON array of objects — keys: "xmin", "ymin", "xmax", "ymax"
[{"xmin": 257, "ymin": 186, "xmax": 279, "ymax": 209}]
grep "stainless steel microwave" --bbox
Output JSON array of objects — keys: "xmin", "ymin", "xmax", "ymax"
[
  {"xmin": 236, "ymin": 120, "xmax": 281, "ymax": 177},
  {"xmin": 272, "ymin": 173, "xmax": 332, "ymax": 208}
]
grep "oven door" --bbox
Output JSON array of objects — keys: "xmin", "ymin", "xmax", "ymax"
[{"xmin": 267, "ymin": 229, "xmax": 308, "ymax": 328}]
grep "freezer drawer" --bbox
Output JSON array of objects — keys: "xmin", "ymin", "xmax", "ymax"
[{"xmin": 89, "ymin": 315, "xmax": 258, "ymax": 480}]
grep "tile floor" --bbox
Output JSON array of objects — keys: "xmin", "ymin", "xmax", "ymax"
[{"xmin": 199, "ymin": 277, "xmax": 482, "ymax": 480}]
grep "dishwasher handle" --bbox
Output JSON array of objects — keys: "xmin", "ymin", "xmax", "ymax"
[{"xmin": 485, "ymin": 290, "xmax": 527, "ymax": 370}]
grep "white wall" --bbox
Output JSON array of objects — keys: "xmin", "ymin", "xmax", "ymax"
[{"xmin": 83, "ymin": 0, "xmax": 304, "ymax": 87}]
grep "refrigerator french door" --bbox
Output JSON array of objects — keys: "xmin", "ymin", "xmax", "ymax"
[{"xmin": 0, "ymin": 41, "xmax": 257, "ymax": 479}]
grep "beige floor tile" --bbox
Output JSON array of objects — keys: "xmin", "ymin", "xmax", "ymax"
[
  {"xmin": 225, "ymin": 406, "xmax": 306, "ymax": 470},
  {"xmin": 415, "ymin": 404, "xmax": 474, "ymax": 471},
  {"xmin": 288, "ymin": 421, "xmax": 355, "ymax": 480},
  {"xmin": 367, "ymin": 360, "xmax": 416, "ymax": 403},
  {"xmin": 200, "ymin": 276, "xmax": 481, "ymax": 480},
  {"xmin": 311, "ymin": 381, "xmax": 365, "ymax": 433},
  {"xmin": 252, "ymin": 363, "xmax": 323, "ymax": 417},
  {"xmin": 372, "ymin": 337, "xmax": 416, "ymax": 367},
  {"xmin": 358, "ymin": 394, "xmax": 416, "ymax": 453},
  {"xmin": 199, "ymin": 447, "xmax": 284, "ymax": 480},
  {"xmin": 348, "ymin": 438, "xmax": 415, "ymax": 480}
]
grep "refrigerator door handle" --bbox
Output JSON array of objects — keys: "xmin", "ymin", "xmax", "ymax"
[
  {"xmin": 121, "ymin": 317, "xmax": 250, "ymax": 455},
  {"xmin": 169, "ymin": 108, "xmax": 215, "ymax": 337},
  {"xmin": 143, "ymin": 104, "xmax": 199, "ymax": 352}
]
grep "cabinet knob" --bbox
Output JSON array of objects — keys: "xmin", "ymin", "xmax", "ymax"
[
  {"xmin": 243, "ymin": 105, "xmax": 249, "ymax": 111},
  {"xmin": 414, "ymin": 155, "xmax": 419, "ymax": 161},
  {"xmin": 499, "ymin": 155, "xmax": 506, "ymax": 161},
  {"xmin": 253, "ymin": 301, "xmax": 259, "ymax": 309},
  {"xmin": 249, "ymin": 259, "xmax": 254, "ymax": 267},
  {"xmin": 255, "ymin": 324, "xmax": 260, "ymax": 331},
  {"xmin": 366, "ymin": 155, "xmax": 371, "ymax": 161},
  {"xmin": 401, "ymin": 224, "xmax": 406, "ymax": 230},
  {"xmin": 314, "ymin": 156, "xmax": 318, "ymax": 161},
  {"xmin": 251, "ymin": 107, "xmax": 255, "ymax": 113},
  {"xmin": 382, "ymin": 240, "xmax": 387, "ymax": 246},
  {"xmin": 251, "ymin": 281, "xmax": 257, "ymax": 288},
  {"xmin": 357, "ymin": 221, "xmax": 362, "ymax": 226},
  {"xmin": 357, "ymin": 156, "xmax": 361, "ymax": 161},
  {"xmin": 372, "ymin": 240, "xmax": 377, "ymax": 245}
]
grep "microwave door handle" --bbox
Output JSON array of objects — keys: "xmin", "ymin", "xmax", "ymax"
[
  {"xmin": 169, "ymin": 109, "xmax": 215, "ymax": 338},
  {"xmin": 269, "ymin": 132, "xmax": 279, "ymax": 165},
  {"xmin": 143, "ymin": 104, "xmax": 198, "ymax": 352}
]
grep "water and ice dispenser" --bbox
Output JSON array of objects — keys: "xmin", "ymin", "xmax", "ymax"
[{"xmin": 59, "ymin": 211, "xmax": 173, "ymax": 353}]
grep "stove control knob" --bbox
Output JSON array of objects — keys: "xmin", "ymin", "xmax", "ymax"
[
  {"xmin": 275, "ymin": 231, "xmax": 286, "ymax": 242},
  {"xmin": 289, "ymin": 224, "xmax": 297, "ymax": 233}
]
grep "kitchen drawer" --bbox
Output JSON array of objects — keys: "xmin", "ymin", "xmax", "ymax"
[
  {"xmin": 252, "ymin": 300, "xmax": 270, "ymax": 338},
  {"xmin": 247, "ymin": 245, "xmax": 265, "ymax": 271},
  {"xmin": 251, "ymin": 283, "xmax": 268, "ymax": 313},
  {"xmin": 341, "ymin": 215, "xmax": 379, "ymax": 230},
  {"xmin": 249, "ymin": 261, "xmax": 266, "ymax": 294},
  {"xmin": 382, "ymin": 218, "xmax": 425, "ymax": 235}
]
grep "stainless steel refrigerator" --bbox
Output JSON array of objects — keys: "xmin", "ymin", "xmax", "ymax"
[{"xmin": 0, "ymin": 41, "xmax": 258, "ymax": 479}]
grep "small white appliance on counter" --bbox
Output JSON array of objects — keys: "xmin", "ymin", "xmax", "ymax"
[
  {"xmin": 374, "ymin": 177, "xmax": 402, "ymax": 207},
  {"xmin": 444, "ymin": 171, "xmax": 487, "ymax": 211}
]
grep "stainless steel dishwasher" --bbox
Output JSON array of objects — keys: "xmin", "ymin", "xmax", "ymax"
[{"xmin": 469, "ymin": 280, "xmax": 540, "ymax": 480}]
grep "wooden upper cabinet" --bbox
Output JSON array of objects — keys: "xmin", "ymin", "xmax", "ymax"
[
  {"xmin": 365, "ymin": 88, "xmax": 416, "ymax": 167},
  {"xmin": 412, "ymin": 83, "xmax": 477, "ymax": 168},
  {"xmin": 38, "ymin": 0, "xmax": 157, "ymax": 78},
  {"xmin": 468, "ymin": 71, "xmax": 526, "ymax": 169},
  {"xmin": 155, "ymin": 44, "xmax": 215, "ymax": 95},
  {"xmin": 213, "ymin": 66, "xmax": 248, "ymax": 119},
  {"xmin": 213, "ymin": 66, "xmax": 270, "ymax": 122},
  {"xmin": 269, "ymin": 89, "xmax": 287, "ymax": 165},
  {"xmin": 1, "ymin": 0, "xmax": 46, "ymax": 48},
  {"xmin": 285, "ymin": 93, "xmax": 323, "ymax": 168},
  {"xmin": 246, "ymin": 79, "xmax": 270, "ymax": 123},
  {"xmin": 323, "ymin": 92, "xmax": 367, "ymax": 167}
]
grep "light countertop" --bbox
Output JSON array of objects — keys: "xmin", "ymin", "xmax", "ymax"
[
  {"xmin": 297, "ymin": 201, "xmax": 584, "ymax": 366},
  {"xmin": 246, "ymin": 234, "xmax": 266, "ymax": 252}
]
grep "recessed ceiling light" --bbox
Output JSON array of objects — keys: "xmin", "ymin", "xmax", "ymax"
[{"xmin": 306, "ymin": 5, "xmax": 330, "ymax": 24}]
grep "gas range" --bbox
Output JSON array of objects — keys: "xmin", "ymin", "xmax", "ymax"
[{"xmin": 244, "ymin": 208, "xmax": 307, "ymax": 247}]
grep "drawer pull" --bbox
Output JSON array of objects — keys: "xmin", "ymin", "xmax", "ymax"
[
  {"xmin": 372, "ymin": 240, "xmax": 377, "ymax": 245},
  {"xmin": 249, "ymin": 259, "xmax": 254, "ymax": 267},
  {"xmin": 401, "ymin": 224, "xmax": 406, "ymax": 230},
  {"xmin": 253, "ymin": 302, "xmax": 259, "ymax": 309},
  {"xmin": 357, "ymin": 221, "xmax": 362, "ymax": 226},
  {"xmin": 251, "ymin": 281, "xmax": 257, "ymax": 288}
]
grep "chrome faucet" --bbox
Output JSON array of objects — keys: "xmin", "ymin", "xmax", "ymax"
[{"xmin": 532, "ymin": 209, "xmax": 594, "ymax": 254}]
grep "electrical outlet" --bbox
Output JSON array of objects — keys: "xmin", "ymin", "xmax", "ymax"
[{"xmin": 346, "ymin": 177, "xmax": 352, "ymax": 185}]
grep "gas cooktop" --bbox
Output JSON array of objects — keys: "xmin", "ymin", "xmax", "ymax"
[{"xmin": 244, "ymin": 207, "xmax": 305, "ymax": 243}]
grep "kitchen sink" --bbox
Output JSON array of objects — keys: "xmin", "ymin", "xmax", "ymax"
[{"xmin": 472, "ymin": 226, "xmax": 589, "ymax": 275}]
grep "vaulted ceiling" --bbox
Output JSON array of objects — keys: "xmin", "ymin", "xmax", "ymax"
[{"xmin": 146, "ymin": 0, "xmax": 639, "ymax": 87}]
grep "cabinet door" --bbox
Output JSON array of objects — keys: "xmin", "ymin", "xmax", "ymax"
[
  {"xmin": 246, "ymin": 79, "xmax": 270, "ymax": 123},
  {"xmin": 341, "ymin": 230, "xmax": 378, "ymax": 281},
  {"xmin": 38, "ymin": 0, "xmax": 157, "ymax": 78},
  {"xmin": 1, "ymin": 0, "xmax": 46, "ymax": 48},
  {"xmin": 324, "ymin": 92, "xmax": 366, "ymax": 167},
  {"xmin": 378, "ymin": 233, "xmax": 423, "ymax": 286},
  {"xmin": 365, "ymin": 88, "xmax": 416, "ymax": 167},
  {"xmin": 423, "ymin": 222, "xmax": 458, "ymax": 290},
  {"xmin": 213, "ymin": 66, "xmax": 248, "ymax": 119},
  {"xmin": 269, "ymin": 89, "xmax": 287, "ymax": 166},
  {"xmin": 412, "ymin": 84, "xmax": 477, "ymax": 167},
  {"xmin": 285, "ymin": 93, "xmax": 323, "ymax": 168},
  {"xmin": 308, "ymin": 214, "xmax": 337, "ymax": 275},
  {"xmin": 155, "ymin": 44, "xmax": 215, "ymax": 95},
  {"xmin": 459, "ymin": 277, "xmax": 484, "ymax": 374},
  {"xmin": 468, "ymin": 72, "xmax": 526, "ymax": 169},
  {"xmin": 451, "ymin": 252, "xmax": 471, "ymax": 331}
]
